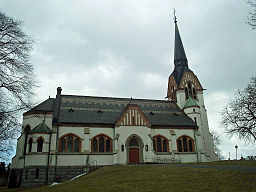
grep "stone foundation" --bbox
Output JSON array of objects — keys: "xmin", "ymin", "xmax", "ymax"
[{"xmin": 10, "ymin": 166, "xmax": 87, "ymax": 188}]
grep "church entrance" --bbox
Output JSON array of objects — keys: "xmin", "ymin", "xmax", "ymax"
[
  {"xmin": 129, "ymin": 148, "xmax": 139, "ymax": 163},
  {"xmin": 126, "ymin": 135, "xmax": 144, "ymax": 164}
]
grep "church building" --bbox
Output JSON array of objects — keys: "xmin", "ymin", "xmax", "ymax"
[{"xmin": 9, "ymin": 19, "xmax": 218, "ymax": 187}]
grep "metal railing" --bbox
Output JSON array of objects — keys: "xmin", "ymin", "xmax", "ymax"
[
  {"xmin": 86, "ymin": 160, "xmax": 97, "ymax": 172},
  {"xmin": 145, "ymin": 156, "xmax": 181, "ymax": 164}
]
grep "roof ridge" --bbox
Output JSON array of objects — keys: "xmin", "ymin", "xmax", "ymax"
[{"xmin": 61, "ymin": 94, "xmax": 173, "ymax": 103}]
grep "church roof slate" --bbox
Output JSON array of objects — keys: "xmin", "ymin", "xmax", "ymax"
[
  {"xmin": 24, "ymin": 98, "xmax": 54, "ymax": 115},
  {"xmin": 24, "ymin": 95, "xmax": 197, "ymax": 127},
  {"xmin": 58, "ymin": 95, "xmax": 197, "ymax": 127}
]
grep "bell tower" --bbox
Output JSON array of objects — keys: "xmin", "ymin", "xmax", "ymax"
[
  {"xmin": 167, "ymin": 14, "xmax": 218, "ymax": 161},
  {"xmin": 167, "ymin": 15, "xmax": 203, "ymax": 109}
]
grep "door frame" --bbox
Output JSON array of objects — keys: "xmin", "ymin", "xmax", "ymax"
[{"xmin": 125, "ymin": 134, "xmax": 144, "ymax": 164}]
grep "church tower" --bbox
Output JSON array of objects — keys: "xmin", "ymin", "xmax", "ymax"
[{"xmin": 167, "ymin": 17, "xmax": 217, "ymax": 161}]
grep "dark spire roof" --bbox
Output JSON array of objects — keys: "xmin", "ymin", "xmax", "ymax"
[
  {"xmin": 174, "ymin": 19, "xmax": 188, "ymax": 67},
  {"xmin": 171, "ymin": 17, "xmax": 191, "ymax": 86}
]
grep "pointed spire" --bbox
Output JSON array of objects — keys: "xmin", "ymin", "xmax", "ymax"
[{"xmin": 173, "ymin": 12, "xmax": 188, "ymax": 68}]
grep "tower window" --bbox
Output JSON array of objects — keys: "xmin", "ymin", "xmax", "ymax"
[
  {"xmin": 185, "ymin": 87, "xmax": 188, "ymax": 99},
  {"xmin": 194, "ymin": 117, "xmax": 197, "ymax": 125},
  {"xmin": 193, "ymin": 87, "xmax": 197, "ymax": 99},
  {"xmin": 188, "ymin": 83, "xmax": 192, "ymax": 98}
]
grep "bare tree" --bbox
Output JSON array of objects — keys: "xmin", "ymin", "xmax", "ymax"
[
  {"xmin": 247, "ymin": 0, "xmax": 256, "ymax": 29},
  {"xmin": 0, "ymin": 11, "xmax": 36, "ymax": 160},
  {"xmin": 211, "ymin": 131, "xmax": 224, "ymax": 160},
  {"xmin": 221, "ymin": 76, "xmax": 256, "ymax": 144}
]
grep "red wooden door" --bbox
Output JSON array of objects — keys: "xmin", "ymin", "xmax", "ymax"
[{"xmin": 129, "ymin": 148, "xmax": 139, "ymax": 164}]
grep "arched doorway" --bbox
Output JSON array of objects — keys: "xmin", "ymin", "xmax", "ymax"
[{"xmin": 125, "ymin": 135, "xmax": 144, "ymax": 164}]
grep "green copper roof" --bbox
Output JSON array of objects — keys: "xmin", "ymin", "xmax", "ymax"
[
  {"xmin": 184, "ymin": 97, "xmax": 199, "ymax": 109},
  {"xmin": 30, "ymin": 121, "xmax": 52, "ymax": 133}
]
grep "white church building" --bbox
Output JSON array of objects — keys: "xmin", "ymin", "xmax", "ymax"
[{"xmin": 9, "ymin": 19, "xmax": 218, "ymax": 187}]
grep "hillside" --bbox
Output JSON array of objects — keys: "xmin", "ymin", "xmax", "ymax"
[{"xmin": 2, "ymin": 161, "xmax": 256, "ymax": 192}]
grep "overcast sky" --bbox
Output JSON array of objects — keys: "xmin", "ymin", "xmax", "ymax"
[{"xmin": 1, "ymin": 0, "xmax": 256, "ymax": 160}]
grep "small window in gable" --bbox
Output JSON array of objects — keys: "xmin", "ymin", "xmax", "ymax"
[{"xmin": 37, "ymin": 137, "xmax": 44, "ymax": 152}]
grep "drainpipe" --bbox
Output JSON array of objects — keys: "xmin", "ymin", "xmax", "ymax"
[
  {"xmin": 113, "ymin": 125, "xmax": 116, "ymax": 164},
  {"xmin": 45, "ymin": 111, "xmax": 52, "ymax": 185},
  {"xmin": 52, "ymin": 87, "xmax": 62, "ymax": 182},
  {"xmin": 194, "ymin": 129, "xmax": 199, "ymax": 162}
]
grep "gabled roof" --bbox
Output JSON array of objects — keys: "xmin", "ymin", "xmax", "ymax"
[
  {"xmin": 183, "ymin": 97, "xmax": 199, "ymax": 109},
  {"xmin": 58, "ymin": 95, "xmax": 197, "ymax": 127},
  {"xmin": 29, "ymin": 121, "xmax": 52, "ymax": 133},
  {"xmin": 24, "ymin": 98, "xmax": 54, "ymax": 115},
  {"xmin": 115, "ymin": 104, "xmax": 151, "ymax": 126}
]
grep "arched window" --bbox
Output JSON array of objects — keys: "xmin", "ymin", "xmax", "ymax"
[
  {"xmin": 91, "ymin": 134, "xmax": 112, "ymax": 152},
  {"xmin": 177, "ymin": 136, "xmax": 195, "ymax": 152},
  {"xmin": 129, "ymin": 138, "xmax": 139, "ymax": 146},
  {"xmin": 188, "ymin": 83, "xmax": 192, "ymax": 97},
  {"xmin": 185, "ymin": 82, "xmax": 197, "ymax": 99},
  {"xmin": 37, "ymin": 137, "xmax": 44, "ymax": 152},
  {"xmin": 193, "ymin": 87, "xmax": 197, "ymax": 99},
  {"xmin": 28, "ymin": 138, "xmax": 33, "ymax": 153},
  {"xmin": 59, "ymin": 133, "xmax": 81, "ymax": 152},
  {"xmin": 153, "ymin": 135, "xmax": 169, "ymax": 152},
  {"xmin": 23, "ymin": 125, "xmax": 31, "ymax": 155},
  {"xmin": 185, "ymin": 87, "xmax": 188, "ymax": 99}
]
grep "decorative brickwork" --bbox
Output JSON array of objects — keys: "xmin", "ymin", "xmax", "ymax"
[{"xmin": 116, "ymin": 105, "xmax": 151, "ymax": 126}]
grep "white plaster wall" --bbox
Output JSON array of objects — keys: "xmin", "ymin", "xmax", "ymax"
[
  {"xmin": 22, "ymin": 115, "xmax": 53, "ymax": 131},
  {"xmin": 57, "ymin": 154, "xmax": 85, "ymax": 166},
  {"xmin": 89, "ymin": 155, "xmax": 113, "ymax": 165},
  {"xmin": 11, "ymin": 156, "xmax": 24, "ymax": 169},
  {"xmin": 178, "ymin": 154, "xmax": 198, "ymax": 163},
  {"xmin": 16, "ymin": 135, "xmax": 25, "ymax": 157},
  {"xmin": 116, "ymin": 125, "xmax": 151, "ymax": 164},
  {"xmin": 25, "ymin": 154, "xmax": 48, "ymax": 166},
  {"xmin": 176, "ymin": 90, "xmax": 186, "ymax": 109}
]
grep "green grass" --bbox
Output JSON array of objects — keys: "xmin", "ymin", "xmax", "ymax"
[
  {"xmin": 2, "ymin": 161, "xmax": 256, "ymax": 192},
  {"xmin": 187, "ymin": 160, "xmax": 256, "ymax": 167}
]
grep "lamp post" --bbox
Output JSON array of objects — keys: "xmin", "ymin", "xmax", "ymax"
[{"xmin": 235, "ymin": 145, "xmax": 238, "ymax": 160}]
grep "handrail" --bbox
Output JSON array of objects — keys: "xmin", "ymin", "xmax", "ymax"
[{"xmin": 86, "ymin": 160, "xmax": 97, "ymax": 172}]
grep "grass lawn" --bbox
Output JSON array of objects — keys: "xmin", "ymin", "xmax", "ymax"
[
  {"xmin": 187, "ymin": 160, "xmax": 256, "ymax": 167},
  {"xmin": 1, "ymin": 161, "xmax": 256, "ymax": 192}
]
